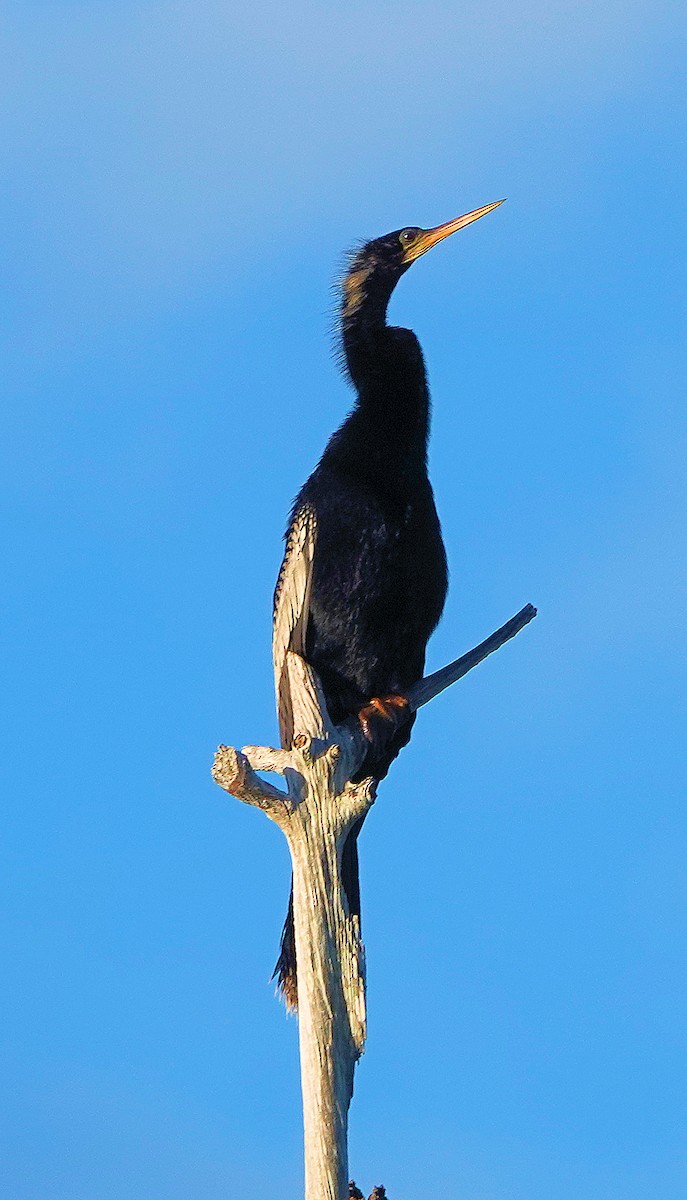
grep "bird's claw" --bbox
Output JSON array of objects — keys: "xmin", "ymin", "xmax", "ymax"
[{"xmin": 358, "ymin": 694, "xmax": 410, "ymax": 749}]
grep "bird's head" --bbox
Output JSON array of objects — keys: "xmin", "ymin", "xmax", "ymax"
[{"xmin": 342, "ymin": 199, "xmax": 504, "ymax": 327}]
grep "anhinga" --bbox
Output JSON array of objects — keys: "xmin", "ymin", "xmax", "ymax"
[{"xmin": 273, "ymin": 200, "xmax": 504, "ymax": 1006}]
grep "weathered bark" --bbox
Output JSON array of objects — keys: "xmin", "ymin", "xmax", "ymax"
[
  {"xmin": 212, "ymin": 606, "xmax": 536, "ymax": 1199},
  {"xmin": 213, "ymin": 649, "xmax": 372, "ymax": 1198}
]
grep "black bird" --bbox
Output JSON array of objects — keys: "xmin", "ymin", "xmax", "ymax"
[{"xmin": 273, "ymin": 201, "xmax": 503, "ymax": 1006}]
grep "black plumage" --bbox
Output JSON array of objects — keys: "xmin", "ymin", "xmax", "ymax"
[{"xmin": 273, "ymin": 205, "xmax": 503, "ymax": 1006}]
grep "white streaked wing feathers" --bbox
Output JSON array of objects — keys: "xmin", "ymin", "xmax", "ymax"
[{"xmin": 272, "ymin": 504, "xmax": 317, "ymax": 747}]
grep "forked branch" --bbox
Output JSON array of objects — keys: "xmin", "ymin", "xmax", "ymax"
[{"xmin": 212, "ymin": 600, "xmax": 536, "ymax": 1200}]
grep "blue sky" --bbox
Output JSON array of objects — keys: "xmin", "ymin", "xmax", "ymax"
[{"xmin": 2, "ymin": 2, "xmax": 686, "ymax": 1197}]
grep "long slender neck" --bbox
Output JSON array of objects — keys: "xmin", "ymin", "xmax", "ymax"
[{"xmin": 339, "ymin": 270, "xmax": 431, "ymax": 469}]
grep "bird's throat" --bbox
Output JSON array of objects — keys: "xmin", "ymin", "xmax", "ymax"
[
  {"xmin": 339, "ymin": 263, "xmax": 430, "ymax": 470},
  {"xmin": 339, "ymin": 329, "xmax": 430, "ymax": 477}
]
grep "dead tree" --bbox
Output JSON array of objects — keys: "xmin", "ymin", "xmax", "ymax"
[{"xmin": 212, "ymin": 603, "xmax": 536, "ymax": 1199}]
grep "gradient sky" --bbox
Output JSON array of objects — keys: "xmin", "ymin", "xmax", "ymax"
[{"xmin": 2, "ymin": 2, "xmax": 687, "ymax": 1197}]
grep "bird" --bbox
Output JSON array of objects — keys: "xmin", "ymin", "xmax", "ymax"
[{"xmin": 272, "ymin": 200, "xmax": 504, "ymax": 1007}]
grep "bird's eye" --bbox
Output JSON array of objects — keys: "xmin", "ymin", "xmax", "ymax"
[{"xmin": 399, "ymin": 228, "xmax": 418, "ymax": 247}]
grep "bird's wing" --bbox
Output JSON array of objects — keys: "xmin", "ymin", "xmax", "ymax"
[{"xmin": 272, "ymin": 503, "xmax": 317, "ymax": 748}]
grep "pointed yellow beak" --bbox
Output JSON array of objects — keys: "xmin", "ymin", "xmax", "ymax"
[{"xmin": 402, "ymin": 199, "xmax": 505, "ymax": 264}]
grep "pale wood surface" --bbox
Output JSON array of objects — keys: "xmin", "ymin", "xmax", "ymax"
[{"xmin": 212, "ymin": 605, "xmax": 536, "ymax": 1199}]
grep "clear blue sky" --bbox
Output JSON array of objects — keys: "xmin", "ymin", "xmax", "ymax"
[{"xmin": 2, "ymin": 2, "xmax": 686, "ymax": 1197}]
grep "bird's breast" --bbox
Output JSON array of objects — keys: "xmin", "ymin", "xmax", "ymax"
[{"xmin": 301, "ymin": 467, "xmax": 447, "ymax": 709}]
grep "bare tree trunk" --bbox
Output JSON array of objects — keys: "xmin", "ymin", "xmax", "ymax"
[
  {"xmin": 290, "ymin": 814, "xmax": 361, "ymax": 1198},
  {"xmin": 213, "ymin": 649, "xmax": 373, "ymax": 1198},
  {"xmin": 212, "ymin": 604, "xmax": 536, "ymax": 1199}
]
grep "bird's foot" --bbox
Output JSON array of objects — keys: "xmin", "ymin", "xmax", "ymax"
[{"xmin": 358, "ymin": 694, "xmax": 410, "ymax": 750}]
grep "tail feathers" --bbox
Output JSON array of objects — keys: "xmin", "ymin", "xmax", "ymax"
[{"xmin": 273, "ymin": 889, "xmax": 298, "ymax": 1011}]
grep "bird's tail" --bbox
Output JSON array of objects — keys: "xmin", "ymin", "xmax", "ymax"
[{"xmin": 273, "ymin": 887, "xmax": 298, "ymax": 1011}]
